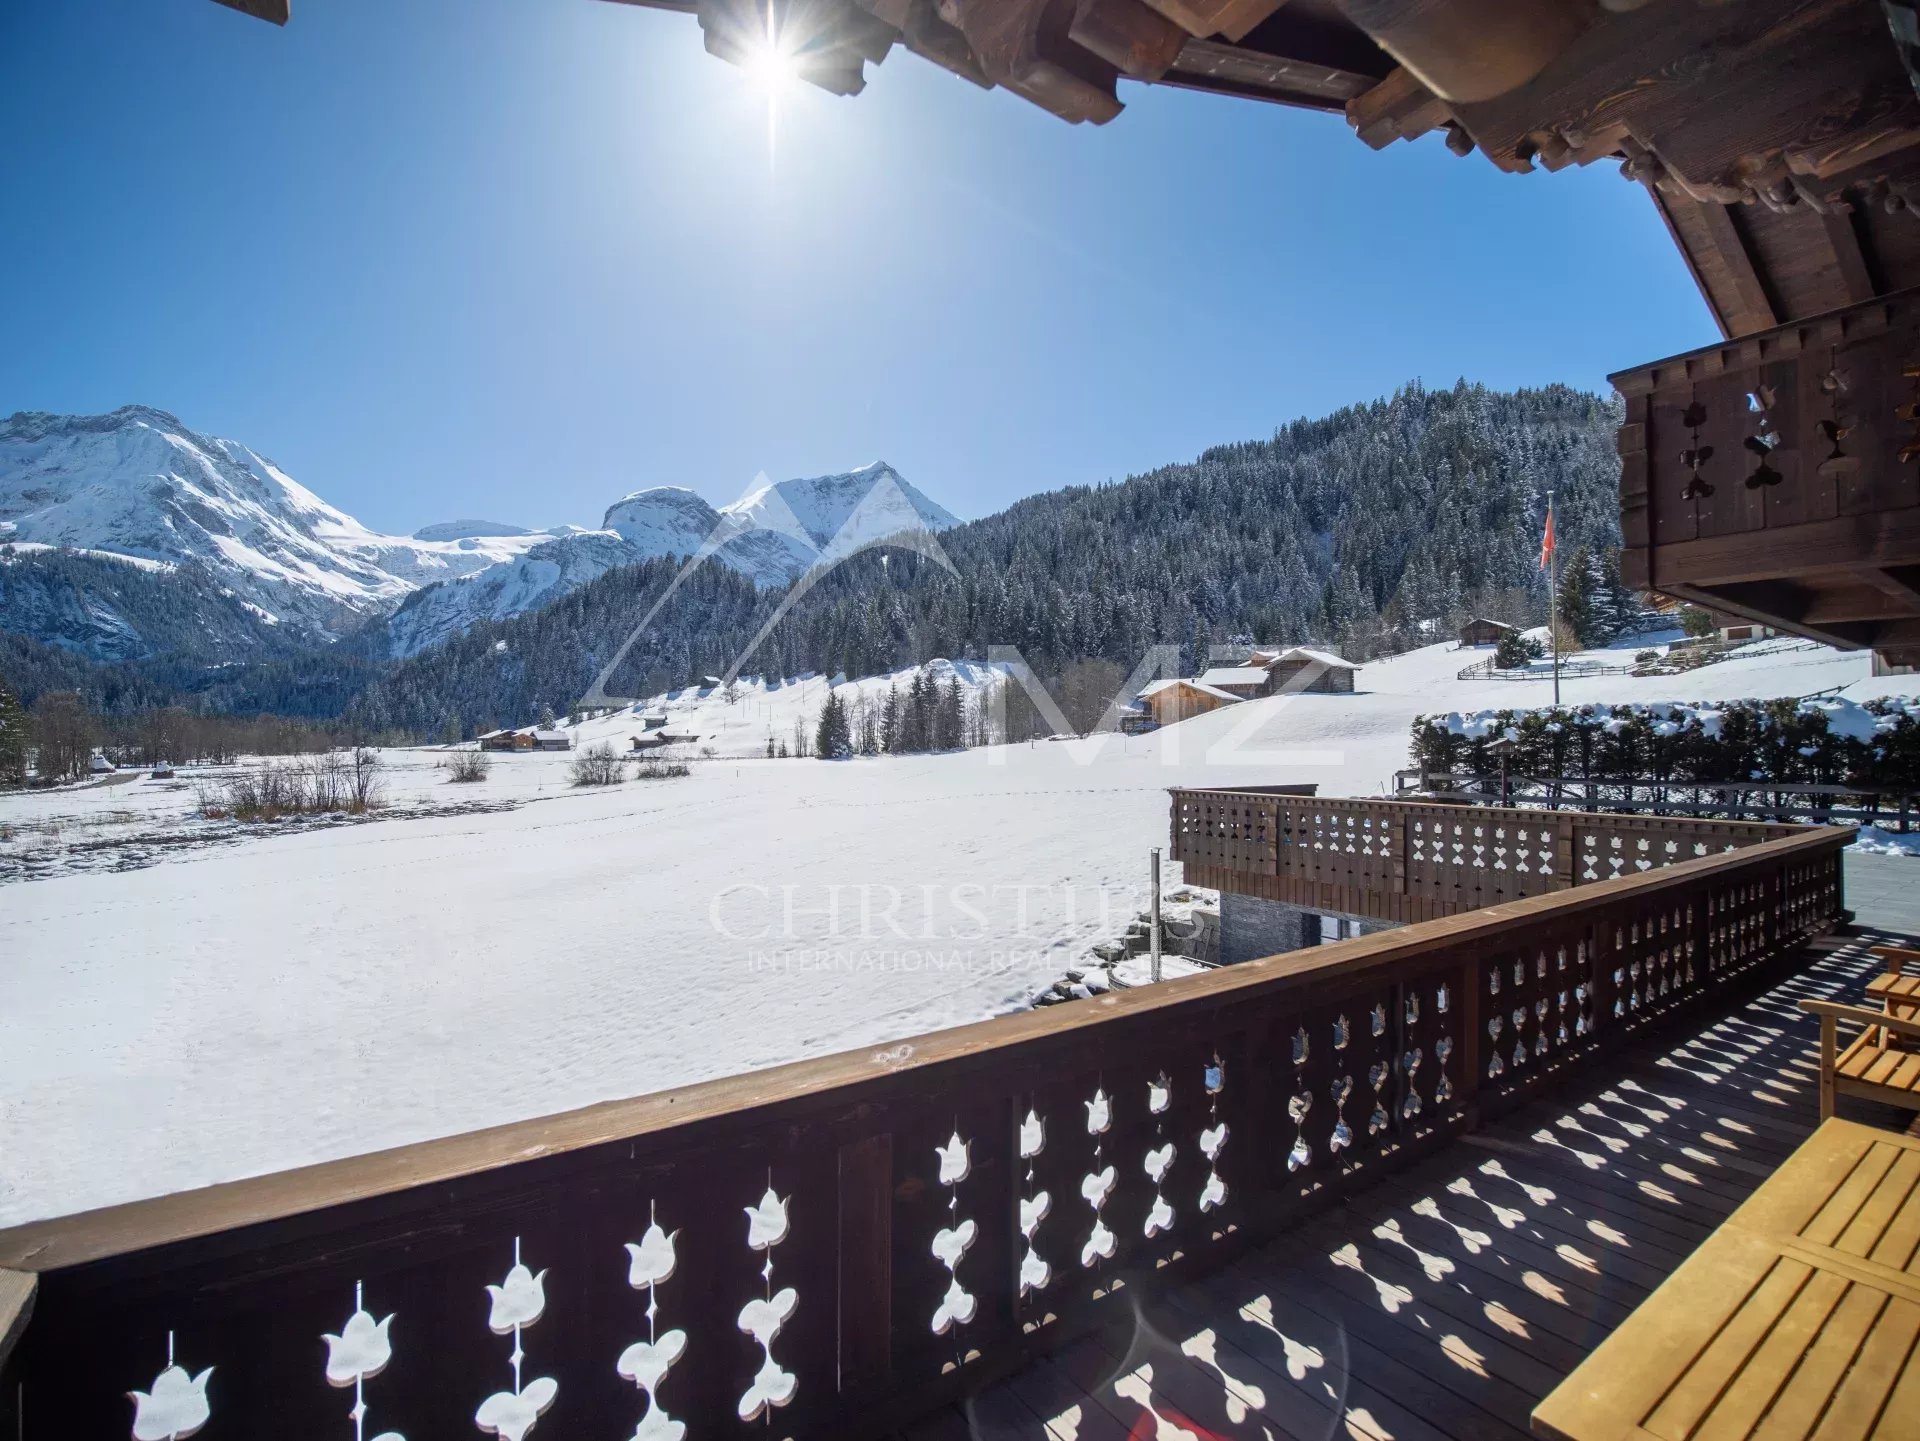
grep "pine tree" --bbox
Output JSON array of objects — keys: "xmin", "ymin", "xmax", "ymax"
[
  {"xmin": 538, "ymin": 700, "xmax": 558, "ymax": 729},
  {"xmin": 1556, "ymin": 544, "xmax": 1594, "ymax": 648},
  {"xmin": 0, "ymin": 674, "xmax": 26, "ymax": 785},
  {"xmin": 816, "ymin": 691, "xmax": 853, "ymax": 759}
]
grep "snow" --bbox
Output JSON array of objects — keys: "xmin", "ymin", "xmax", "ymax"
[
  {"xmin": 1, "ymin": 635, "xmax": 1911, "ymax": 1226},
  {"xmin": 1272, "ymin": 646, "xmax": 1356, "ymax": 670},
  {"xmin": 1196, "ymin": 666, "xmax": 1269, "ymax": 688},
  {"xmin": 1139, "ymin": 678, "xmax": 1244, "ymax": 705},
  {"xmin": 1849, "ymin": 826, "xmax": 1920, "ymax": 856},
  {"xmin": 0, "ymin": 541, "xmax": 176, "ymax": 574}
]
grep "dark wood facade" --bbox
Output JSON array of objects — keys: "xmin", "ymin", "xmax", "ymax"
[
  {"xmin": 1265, "ymin": 653, "xmax": 1355, "ymax": 692},
  {"xmin": 1615, "ymin": 289, "xmax": 1920, "ymax": 665},
  {"xmin": 1457, "ymin": 616, "xmax": 1514, "ymax": 646}
]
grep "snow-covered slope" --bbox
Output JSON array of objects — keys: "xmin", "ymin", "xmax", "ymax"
[
  {"xmin": 1, "ymin": 409, "xmax": 963, "ymax": 660},
  {"xmin": 0, "ymin": 408, "xmax": 554, "ymax": 641}
]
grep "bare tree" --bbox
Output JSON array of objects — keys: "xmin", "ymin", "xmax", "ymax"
[
  {"xmin": 447, "ymin": 749, "xmax": 490, "ymax": 782},
  {"xmin": 569, "ymin": 742, "xmax": 625, "ymax": 786},
  {"xmin": 30, "ymin": 691, "xmax": 96, "ymax": 781}
]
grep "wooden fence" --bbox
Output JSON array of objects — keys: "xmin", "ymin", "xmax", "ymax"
[
  {"xmin": 0, "ymin": 820, "xmax": 1850, "ymax": 1441},
  {"xmin": 1170, "ymin": 787, "xmax": 1803, "ymax": 924}
]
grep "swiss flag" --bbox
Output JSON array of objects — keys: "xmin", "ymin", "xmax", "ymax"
[{"xmin": 1538, "ymin": 505, "xmax": 1555, "ymax": 572}]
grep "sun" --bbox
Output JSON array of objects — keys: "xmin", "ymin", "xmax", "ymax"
[{"xmin": 740, "ymin": 27, "xmax": 799, "ymax": 94}]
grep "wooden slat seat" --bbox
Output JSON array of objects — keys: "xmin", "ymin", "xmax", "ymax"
[
  {"xmin": 1803, "ymin": 998, "xmax": 1920, "ymax": 1121},
  {"xmin": 1533, "ymin": 1120, "xmax": 1920, "ymax": 1441}
]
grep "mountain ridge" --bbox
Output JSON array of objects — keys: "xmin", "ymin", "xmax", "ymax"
[{"xmin": 0, "ymin": 407, "xmax": 961, "ymax": 664}]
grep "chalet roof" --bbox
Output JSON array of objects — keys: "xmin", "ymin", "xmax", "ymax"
[
  {"xmin": 1272, "ymin": 646, "xmax": 1357, "ymax": 671},
  {"xmin": 1196, "ymin": 666, "xmax": 1270, "ymax": 688},
  {"xmin": 1463, "ymin": 617, "xmax": 1516, "ymax": 632},
  {"xmin": 1140, "ymin": 678, "xmax": 1245, "ymax": 705},
  {"xmin": 531, "ymin": 729, "xmax": 569, "ymax": 742}
]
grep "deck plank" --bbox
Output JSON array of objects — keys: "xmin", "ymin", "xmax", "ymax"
[{"xmin": 912, "ymin": 930, "xmax": 1912, "ymax": 1441}]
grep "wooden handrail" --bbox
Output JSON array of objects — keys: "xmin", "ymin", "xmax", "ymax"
[
  {"xmin": 0, "ymin": 824, "xmax": 1849, "ymax": 1274},
  {"xmin": 0, "ymin": 1272, "xmax": 31, "ymax": 1374}
]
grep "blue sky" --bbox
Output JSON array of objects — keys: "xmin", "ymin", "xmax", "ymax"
[{"xmin": 3, "ymin": 0, "xmax": 1715, "ymax": 532}]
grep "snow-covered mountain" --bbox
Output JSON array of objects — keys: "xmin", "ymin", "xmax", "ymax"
[
  {"xmin": 0, "ymin": 408, "xmax": 962, "ymax": 663},
  {"xmin": 0, "ymin": 408, "xmax": 558, "ymax": 641},
  {"xmin": 379, "ymin": 463, "xmax": 961, "ymax": 657}
]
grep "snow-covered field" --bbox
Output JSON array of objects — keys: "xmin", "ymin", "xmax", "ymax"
[{"xmin": 0, "ymin": 636, "xmax": 1908, "ymax": 1224}]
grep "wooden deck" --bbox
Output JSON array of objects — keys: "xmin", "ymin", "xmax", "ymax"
[{"xmin": 899, "ymin": 926, "xmax": 1916, "ymax": 1441}]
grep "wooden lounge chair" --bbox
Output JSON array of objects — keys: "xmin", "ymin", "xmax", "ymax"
[
  {"xmin": 1799, "ymin": 998, "xmax": 1920, "ymax": 1121},
  {"xmin": 1869, "ymin": 944, "xmax": 1920, "ymax": 1025}
]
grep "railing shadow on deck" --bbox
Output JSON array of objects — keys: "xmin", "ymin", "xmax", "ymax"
[
  {"xmin": 0, "ymin": 816, "xmax": 1852, "ymax": 1441},
  {"xmin": 913, "ymin": 926, "xmax": 1906, "ymax": 1441}
]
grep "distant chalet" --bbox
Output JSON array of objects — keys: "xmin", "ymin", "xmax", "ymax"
[
  {"xmin": 1138, "ymin": 646, "xmax": 1358, "ymax": 727},
  {"xmin": 1458, "ymin": 617, "xmax": 1518, "ymax": 647}
]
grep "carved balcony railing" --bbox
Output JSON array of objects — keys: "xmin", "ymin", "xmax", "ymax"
[
  {"xmin": 1170, "ymin": 786, "xmax": 1803, "ymax": 924},
  {"xmin": 0, "ymin": 823, "xmax": 1849, "ymax": 1441},
  {"xmin": 1612, "ymin": 288, "xmax": 1920, "ymax": 665}
]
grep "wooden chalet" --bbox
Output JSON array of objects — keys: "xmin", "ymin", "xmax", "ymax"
[
  {"xmin": 531, "ymin": 728, "xmax": 575, "ymax": 751},
  {"xmin": 1258, "ymin": 643, "xmax": 1357, "ymax": 692},
  {"xmin": 1199, "ymin": 645, "xmax": 1358, "ymax": 695},
  {"xmin": 1138, "ymin": 675, "xmax": 1244, "ymax": 723},
  {"xmin": 1458, "ymin": 615, "xmax": 1516, "ymax": 646},
  {"xmin": 477, "ymin": 728, "xmax": 535, "ymax": 752},
  {"xmin": 18, "ymin": 5, "xmax": 1916, "ymax": 1439}
]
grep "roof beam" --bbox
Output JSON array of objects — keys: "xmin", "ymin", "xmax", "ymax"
[
  {"xmin": 1820, "ymin": 210, "xmax": 1877, "ymax": 306},
  {"xmin": 212, "ymin": 0, "xmax": 289, "ymax": 20}
]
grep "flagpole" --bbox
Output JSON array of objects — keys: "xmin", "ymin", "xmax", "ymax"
[{"xmin": 1548, "ymin": 490, "xmax": 1561, "ymax": 706}]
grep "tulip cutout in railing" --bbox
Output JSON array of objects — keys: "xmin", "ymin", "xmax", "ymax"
[
  {"xmin": 1142, "ymin": 1072, "xmax": 1176, "ymax": 1239},
  {"xmin": 1199, "ymin": 1055, "xmax": 1228, "ymax": 1213},
  {"xmin": 1018, "ymin": 1108, "xmax": 1052, "ymax": 1296},
  {"xmin": 737, "ymin": 1181, "xmax": 797, "ymax": 1423},
  {"xmin": 618, "ymin": 1205, "xmax": 688, "ymax": 1441},
  {"xmin": 1368, "ymin": 1059, "xmax": 1390, "ymax": 1135},
  {"xmin": 1435, "ymin": 1036, "xmax": 1455, "ymax": 1105},
  {"xmin": 1287, "ymin": 1024, "xmax": 1313, "ymax": 1172},
  {"xmin": 129, "ymin": 1332, "xmax": 213, "ymax": 1441},
  {"xmin": 1330, "ymin": 1071, "xmax": 1354, "ymax": 1151},
  {"xmin": 1081, "ymin": 1086, "xmax": 1117, "ymax": 1269},
  {"xmin": 324, "ymin": 1283, "xmax": 403, "ymax": 1441},
  {"xmin": 476, "ymin": 1239, "xmax": 558, "ymax": 1441},
  {"xmin": 930, "ymin": 1130, "xmax": 979, "ymax": 1338},
  {"xmin": 1402, "ymin": 1047, "xmax": 1424, "ymax": 1120}
]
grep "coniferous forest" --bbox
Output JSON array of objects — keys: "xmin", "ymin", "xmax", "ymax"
[{"xmin": 3, "ymin": 381, "xmax": 1628, "ymax": 736}]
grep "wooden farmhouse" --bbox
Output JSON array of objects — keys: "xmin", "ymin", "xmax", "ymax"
[
  {"xmin": 530, "ymin": 729, "xmax": 574, "ymax": 752},
  {"xmin": 1137, "ymin": 677, "xmax": 1243, "ymax": 725},
  {"xmin": 1197, "ymin": 646, "xmax": 1358, "ymax": 697},
  {"xmin": 477, "ymin": 729, "xmax": 534, "ymax": 752},
  {"xmin": 1457, "ymin": 617, "xmax": 1516, "ymax": 647},
  {"xmin": 1257, "ymin": 645, "xmax": 1358, "ymax": 693}
]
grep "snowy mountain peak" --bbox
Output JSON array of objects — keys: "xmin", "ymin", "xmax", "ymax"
[{"xmin": 720, "ymin": 462, "xmax": 958, "ymax": 552}]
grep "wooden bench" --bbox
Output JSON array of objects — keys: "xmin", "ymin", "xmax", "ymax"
[
  {"xmin": 1533, "ymin": 1118, "xmax": 1920, "ymax": 1439},
  {"xmin": 1801, "ymin": 998, "xmax": 1920, "ymax": 1122}
]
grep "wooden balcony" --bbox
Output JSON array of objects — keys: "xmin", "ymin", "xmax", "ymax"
[
  {"xmin": 0, "ymin": 806, "xmax": 1852, "ymax": 1440},
  {"xmin": 1613, "ymin": 289, "xmax": 1920, "ymax": 666},
  {"xmin": 1170, "ymin": 787, "xmax": 1802, "ymax": 925}
]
